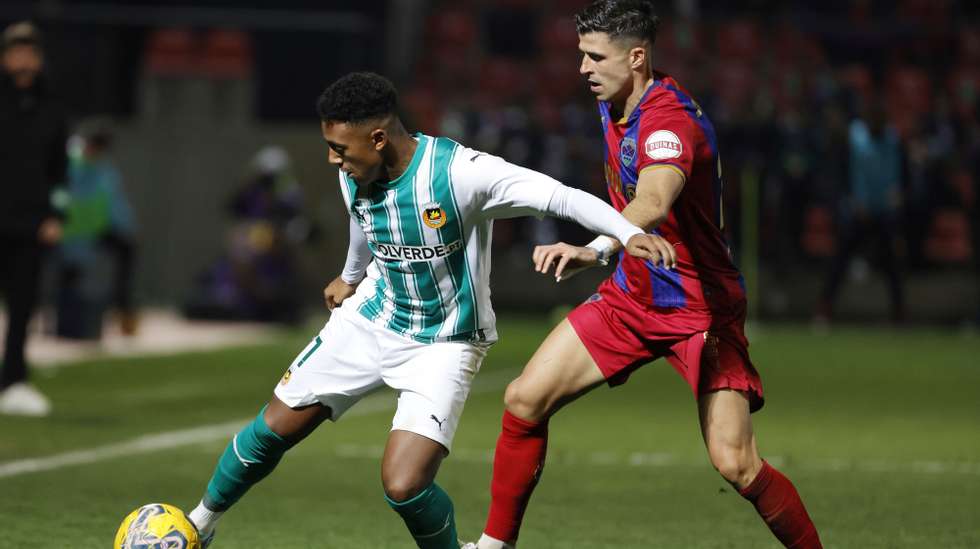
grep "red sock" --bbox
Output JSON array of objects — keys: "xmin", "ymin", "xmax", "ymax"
[
  {"xmin": 739, "ymin": 461, "xmax": 822, "ymax": 549},
  {"xmin": 483, "ymin": 410, "xmax": 549, "ymax": 543}
]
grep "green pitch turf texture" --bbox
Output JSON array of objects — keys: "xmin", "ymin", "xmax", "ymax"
[{"xmin": 1, "ymin": 317, "xmax": 978, "ymax": 548}]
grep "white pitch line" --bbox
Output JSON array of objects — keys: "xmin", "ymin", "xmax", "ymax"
[
  {"xmin": 0, "ymin": 369, "xmax": 516, "ymax": 480},
  {"xmin": 330, "ymin": 444, "xmax": 980, "ymax": 477},
  {"xmin": 2, "ymin": 367, "xmax": 978, "ymax": 480}
]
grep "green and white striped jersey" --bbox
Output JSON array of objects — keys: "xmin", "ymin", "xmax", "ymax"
[{"xmin": 337, "ymin": 133, "xmax": 639, "ymax": 345}]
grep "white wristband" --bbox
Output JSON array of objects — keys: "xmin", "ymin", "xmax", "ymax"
[{"xmin": 585, "ymin": 235, "xmax": 618, "ymax": 266}]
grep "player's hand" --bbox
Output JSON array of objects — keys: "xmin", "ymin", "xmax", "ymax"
[
  {"xmin": 532, "ymin": 242, "xmax": 601, "ymax": 282},
  {"xmin": 323, "ymin": 275, "xmax": 358, "ymax": 310},
  {"xmin": 624, "ymin": 233, "xmax": 677, "ymax": 269}
]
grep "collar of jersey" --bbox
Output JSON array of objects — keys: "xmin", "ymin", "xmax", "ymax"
[
  {"xmin": 374, "ymin": 133, "xmax": 428, "ymax": 189},
  {"xmin": 613, "ymin": 79, "xmax": 660, "ymax": 126}
]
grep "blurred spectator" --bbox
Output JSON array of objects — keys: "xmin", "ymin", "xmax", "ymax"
[
  {"xmin": 0, "ymin": 22, "xmax": 67, "ymax": 417},
  {"xmin": 56, "ymin": 119, "xmax": 138, "ymax": 339},
  {"xmin": 183, "ymin": 146, "xmax": 313, "ymax": 324},
  {"xmin": 817, "ymin": 105, "xmax": 906, "ymax": 323},
  {"xmin": 397, "ymin": 3, "xmax": 980, "ymax": 322}
]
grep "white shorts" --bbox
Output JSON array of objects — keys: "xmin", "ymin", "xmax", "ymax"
[{"xmin": 273, "ymin": 306, "xmax": 488, "ymax": 451}]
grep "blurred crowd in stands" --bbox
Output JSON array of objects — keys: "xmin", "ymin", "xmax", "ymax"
[{"xmin": 400, "ymin": 0, "xmax": 980, "ymax": 283}]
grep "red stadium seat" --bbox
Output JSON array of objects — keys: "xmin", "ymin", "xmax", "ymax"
[
  {"xmin": 199, "ymin": 29, "xmax": 253, "ymax": 79},
  {"xmin": 477, "ymin": 57, "xmax": 527, "ymax": 106},
  {"xmin": 801, "ymin": 205, "xmax": 836, "ymax": 258},
  {"xmin": 712, "ymin": 62, "xmax": 754, "ymax": 114},
  {"xmin": 144, "ymin": 28, "xmax": 197, "ymax": 76},
  {"xmin": 924, "ymin": 209, "xmax": 972, "ymax": 264},
  {"xmin": 427, "ymin": 9, "xmax": 478, "ymax": 50},
  {"xmin": 771, "ymin": 25, "xmax": 826, "ymax": 69},
  {"xmin": 885, "ymin": 66, "xmax": 932, "ymax": 136},
  {"xmin": 715, "ymin": 20, "xmax": 761, "ymax": 62},
  {"xmin": 537, "ymin": 52, "xmax": 581, "ymax": 102},
  {"xmin": 840, "ymin": 64, "xmax": 874, "ymax": 103},
  {"xmin": 538, "ymin": 15, "xmax": 579, "ymax": 54},
  {"xmin": 898, "ymin": 0, "xmax": 952, "ymax": 25},
  {"xmin": 402, "ymin": 86, "xmax": 443, "ymax": 134},
  {"xmin": 427, "ymin": 45, "xmax": 478, "ymax": 85},
  {"xmin": 886, "ymin": 66, "xmax": 932, "ymax": 114},
  {"xmin": 959, "ymin": 26, "xmax": 980, "ymax": 63}
]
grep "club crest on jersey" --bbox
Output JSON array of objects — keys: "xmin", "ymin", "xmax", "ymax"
[
  {"xmin": 620, "ymin": 136, "xmax": 637, "ymax": 166},
  {"xmin": 645, "ymin": 130, "xmax": 682, "ymax": 160},
  {"xmin": 422, "ymin": 202, "xmax": 447, "ymax": 229}
]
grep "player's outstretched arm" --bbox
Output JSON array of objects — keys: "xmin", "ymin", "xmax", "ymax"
[
  {"xmin": 458, "ymin": 147, "xmax": 676, "ymax": 280},
  {"xmin": 461, "ymin": 149, "xmax": 638, "ymax": 243}
]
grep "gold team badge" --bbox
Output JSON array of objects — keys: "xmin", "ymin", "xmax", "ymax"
[
  {"xmin": 279, "ymin": 369, "xmax": 292, "ymax": 385},
  {"xmin": 422, "ymin": 202, "xmax": 447, "ymax": 229}
]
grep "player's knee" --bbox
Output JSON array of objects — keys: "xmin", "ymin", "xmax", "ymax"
[
  {"xmin": 503, "ymin": 379, "xmax": 550, "ymax": 422},
  {"xmin": 382, "ymin": 473, "xmax": 428, "ymax": 503},
  {"xmin": 709, "ymin": 446, "xmax": 758, "ymax": 488}
]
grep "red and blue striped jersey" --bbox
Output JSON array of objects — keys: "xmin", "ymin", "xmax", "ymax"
[{"xmin": 599, "ymin": 72, "xmax": 744, "ymax": 312}]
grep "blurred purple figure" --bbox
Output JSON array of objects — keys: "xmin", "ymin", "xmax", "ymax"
[{"xmin": 184, "ymin": 146, "xmax": 313, "ymax": 324}]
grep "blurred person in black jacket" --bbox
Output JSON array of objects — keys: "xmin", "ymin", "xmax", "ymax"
[{"xmin": 0, "ymin": 22, "xmax": 67, "ymax": 416}]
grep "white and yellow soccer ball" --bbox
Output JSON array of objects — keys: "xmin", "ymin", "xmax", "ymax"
[{"xmin": 114, "ymin": 503, "xmax": 200, "ymax": 549}]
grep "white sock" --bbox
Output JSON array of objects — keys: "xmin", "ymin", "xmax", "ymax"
[
  {"xmin": 187, "ymin": 501, "xmax": 223, "ymax": 537},
  {"xmin": 478, "ymin": 533, "xmax": 515, "ymax": 549}
]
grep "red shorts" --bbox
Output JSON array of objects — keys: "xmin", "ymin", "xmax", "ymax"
[{"xmin": 567, "ymin": 278, "xmax": 764, "ymax": 412}]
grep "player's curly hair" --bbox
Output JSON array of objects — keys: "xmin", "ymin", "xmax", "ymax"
[
  {"xmin": 316, "ymin": 72, "xmax": 398, "ymax": 124},
  {"xmin": 575, "ymin": 0, "xmax": 660, "ymax": 46}
]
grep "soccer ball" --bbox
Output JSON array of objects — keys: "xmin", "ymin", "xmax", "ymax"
[{"xmin": 114, "ymin": 503, "xmax": 201, "ymax": 549}]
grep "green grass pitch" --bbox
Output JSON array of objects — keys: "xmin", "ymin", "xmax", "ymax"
[{"xmin": 1, "ymin": 316, "xmax": 978, "ymax": 548}]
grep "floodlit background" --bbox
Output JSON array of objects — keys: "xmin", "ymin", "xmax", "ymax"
[{"xmin": 0, "ymin": 1, "xmax": 978, "ymax": 548}]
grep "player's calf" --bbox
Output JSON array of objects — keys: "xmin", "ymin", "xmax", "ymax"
[
  {"xmin": 188, "ymin": 400, "xmax": 327, "ymax": 539},
  {"xmin": 386, "ymin": 483, "xmax": 459, "ymax": 549},
  {"xmin": 382, "ymin": 430, "xmax": 460, "ymax": 549},
  {"xmin": 739, "ymin": 461, "xmax": 823, "ymax": 548}
]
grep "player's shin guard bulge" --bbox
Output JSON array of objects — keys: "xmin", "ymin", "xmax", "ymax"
[
  {"xmin": 739, "ymin": 461, "xmax": 823, "ymax": 549},
  {"xmin": 386, "ymin": 483, "xmax": 459, "ymax": 549},
  {"xmin": 203, "ymin": 406, "xmax": 296, "ymax": 511},
  {"xmin": 484, "ymin": 410, "xmax": 549, "ymax": 543}
]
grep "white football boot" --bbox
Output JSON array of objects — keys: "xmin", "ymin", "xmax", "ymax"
[
  {"xmin": 0, "ymin": 382, "xmax": 51, "ymax": 416},
  {"xmin": 474, "ymin": 534, "xmax": 515, "ymax": 548}
]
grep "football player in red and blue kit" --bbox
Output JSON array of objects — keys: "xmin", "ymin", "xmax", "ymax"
[{"xmin": 469, "ymin": 2, "xmax": 822, "ymax": 548}]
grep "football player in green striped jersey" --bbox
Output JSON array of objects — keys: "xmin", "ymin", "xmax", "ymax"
[{"xmin": 186, "ymin": 72, "xmax": 675, "ymax": 549}]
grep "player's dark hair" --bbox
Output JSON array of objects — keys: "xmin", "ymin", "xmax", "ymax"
[
  {"xmin": 316, "ymin": 72, "xmax": 398, "ymax": 124},
  {"xmin": 575, "ymin": 0, "xmax": 660, "ymax": 46}
]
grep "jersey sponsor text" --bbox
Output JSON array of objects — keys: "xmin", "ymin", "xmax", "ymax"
[{"xmin": 373, "ymin": 239, "xmax": 464, "ymax": 262}]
